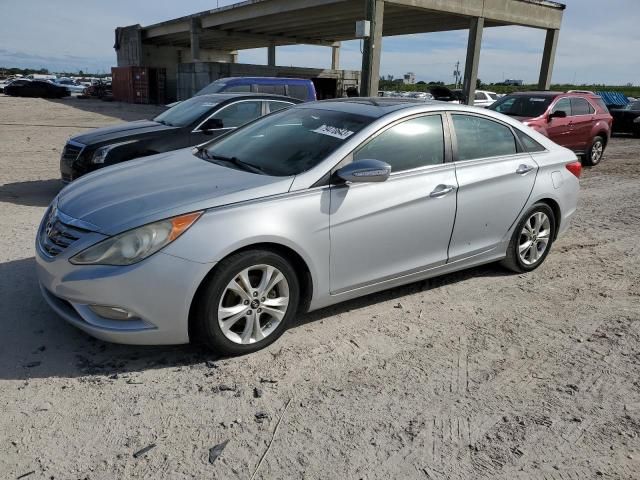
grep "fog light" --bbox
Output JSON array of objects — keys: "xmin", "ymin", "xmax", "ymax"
[{"xmin": 89, "ymin": 305, "xmax": 135, "ymax": 320}]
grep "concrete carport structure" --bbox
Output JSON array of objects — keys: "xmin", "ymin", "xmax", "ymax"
[{"xmin": 117, "ymin": 0, "xmax": 565, "ymax": 103}]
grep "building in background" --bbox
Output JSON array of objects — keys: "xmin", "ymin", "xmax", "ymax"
[{"xmin": 403, "ymin": 72, "xmax": 416, "ymax": 85}]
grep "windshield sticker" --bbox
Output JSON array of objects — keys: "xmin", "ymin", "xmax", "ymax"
[{"xmin": 312, "ymin": 124, "xmax": 354, "ymax": 140}]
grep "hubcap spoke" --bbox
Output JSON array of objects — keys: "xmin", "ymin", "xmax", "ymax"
[
  {"xmin": 227, "ymin": 279, "xmax": 251, "ymax": 301},
  {"xmin": 262, "ymin": 305, "xmax": 286, "ymax": 321},
  {"xmin": 220, "ymin": 309, "xmax": 246, "ymax": 334}
]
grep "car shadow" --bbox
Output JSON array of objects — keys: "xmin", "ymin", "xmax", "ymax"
[
  {"xmin": 45, "ymin": 97, "xmax": 167, "ymax": 123},
  {"xmin": 0, "ymin": 178, "xmax": 63, "ymax": 207},
  {"xmin": 0, "ymin": 256, "xmax": 512, "ymax": 381}
]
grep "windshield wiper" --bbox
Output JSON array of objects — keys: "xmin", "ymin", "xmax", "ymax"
[{"xmin": 205, "ymin": 152, "xmax": 266, "ymax": 175}]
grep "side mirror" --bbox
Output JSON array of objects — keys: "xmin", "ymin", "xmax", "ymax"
[
  {"xmin": 201, "ymin": 117, "xmax": 224, "ymax": 132},
  {"xmin": 336, "ymin": 159, "xmax": 391, "ymax": 183},
  {"xmin": 548, "ymin": 110, "xmax": 567, "ymax": 121}
]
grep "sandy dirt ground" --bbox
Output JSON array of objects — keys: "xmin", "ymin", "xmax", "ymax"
[{"xmin": 1, "ymin": 95, "xmax": 639, "ymax": 480}]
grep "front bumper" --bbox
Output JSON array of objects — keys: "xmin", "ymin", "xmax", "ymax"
[{"xmin": 36, "ymin": 219, "xmax": 215, "ymax": 345}]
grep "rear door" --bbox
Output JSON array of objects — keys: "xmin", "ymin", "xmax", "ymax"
[
  {"xmin": 570, "ymin": 97, "xmax": 596, "ymax": 151},
  {"xmin": 329, "ymin": 113, "xmax": 457, "ymax": 293},
  {"xmin": 546, "ymin": 97, "xmax": 573, "ymax": 147},
  {"xmin": 448, "ymin": 113, "xmax": 537, "ymax": 261}
]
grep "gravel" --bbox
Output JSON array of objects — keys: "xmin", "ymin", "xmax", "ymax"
[{"xmin": 1, "ymin": 95, "xmax": 639, "ymax": 479}]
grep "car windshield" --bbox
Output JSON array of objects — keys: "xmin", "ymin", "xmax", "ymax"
[
  {"xmin": 153, "ymin": 96, "xmax": 221, "ymax": 127},
  {"xmin": 624, "ymin": 101, "xmax": 640, "ymax": 110},
  {"xmin": 200, "ymin": 107, "xmax": 374, "ymax": 176},
  {"xmin": 489, "ymin": 95, "xmax": 554, "ymax": 117},
  {"xmin": 196, "ymin": 80, "xmax": 228, "ymax": 96}
]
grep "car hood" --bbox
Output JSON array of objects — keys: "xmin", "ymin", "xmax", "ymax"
[
  {"xmin": 71, "ymin": 120, "xmax": 176, "ymax": 146},
  {"xmin": 57, "ymin": 148, "xmax": 294, "ymax": 235}
]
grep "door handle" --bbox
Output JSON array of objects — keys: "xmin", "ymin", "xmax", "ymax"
[
  {"xmin": 516, "ymin": 164, "xmax": 535, "ymax": 175},
  {"xmin": 429, "ymin": 185, "xmax": 455, "ymax": 198}
]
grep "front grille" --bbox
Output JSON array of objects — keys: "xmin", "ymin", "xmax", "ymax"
[
  {"xmin": 39, "ymin": 208, "xmax": 88, "ymax": 258},
  {"xmin": 61, "ymin": 142, "xmax": 84, "ymax": 162}
]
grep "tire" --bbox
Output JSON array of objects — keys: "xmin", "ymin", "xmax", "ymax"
[
  {"xmin": 501, "ymin": 203, "xmax": 556, "ymax": 273},
  {"xmin": 193, "ymin": 249, "xmax": 300, "ymax": 355},
  {"xmin": 583, "ymin": 135, "xmax": 605, "ymax": 166},
  {"xmin": 633, "ymin": 126, "xmax": 640, "ymax": 138}
]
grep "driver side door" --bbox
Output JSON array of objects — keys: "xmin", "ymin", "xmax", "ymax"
[{"xmin": 329, "ymin": 114, "xmax": 458, "ymax": 294}]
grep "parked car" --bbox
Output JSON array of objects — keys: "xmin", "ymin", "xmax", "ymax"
[
  {"xmin": 4, "ymin": 79, "xmax": 70, "ymax": 98},
  {"xmin": 488, "ymin": 91, "xmax": 612, "ymax": 166},
  {"xmin": 60, "ymin": 93, "xmax": 301, "ymax": 182},
  {"xmin": 0, "ymin": 78, "xmax": 13, "ymax": 93},
  {"xmin": 195, "ymin": 77, "xmax": 317, "ymax": 102},
  {"xmin": 52, "ymin": 78, "xmax": 86, "ymax": 94},
  {"xmin": 473, "ymin": 90, "xmax": 499, "ymax": 107},
  {"xmin": 37, "ymin": 99, "xmax": 580, "ymax": 354},
  {"xmin": 610, "ymin": 101, "xmax": 640, "ymax": 137}
]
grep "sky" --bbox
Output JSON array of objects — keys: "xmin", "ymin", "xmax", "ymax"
[{"xmin": 0, "ymin": 0, "xmax": 638, "ymax": 85}]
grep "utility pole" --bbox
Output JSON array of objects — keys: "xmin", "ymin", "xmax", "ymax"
[{"xmin": 453, "ymin": 61, "xmax": 461, "ymax": 89}]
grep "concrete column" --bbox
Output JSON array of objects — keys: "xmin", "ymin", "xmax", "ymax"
[
  {"xmin": 230, "ymin": 51, "xmax": 239, "ymax": 64},
  {"xmin": 331, "ymin": 43, "xmax": 341, "ymax": 70},
  {"xmin": 190, "ymin": 18, "xmax": 201, "ymax": 62},
  {"xmin": 538, "ymin": 29, "xmax": 559, "ymax": 90},
  {"xmin": 267, "ymin": 43, "xmax": 276, "ymax": 66},
  {"xmin": 463, "ymin": 16, "xmax": 484, "ymax": 106},
  {"xmin": 360, "ymin": 0, "xmax": 384, "ymax": 97}
]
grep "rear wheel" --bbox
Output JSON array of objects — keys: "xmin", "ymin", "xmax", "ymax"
[
  {"xmin": 583, "ymin": 135, "xmax": 605, "ymax": 166},
  {"xmin": 502, "ymin": 203, "xmax": 556, "ymax": 273},
  {"xmin": 193, "ymin": 250, "xmax": 300, "ymax": 355}
]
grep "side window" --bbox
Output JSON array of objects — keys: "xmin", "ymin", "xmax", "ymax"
[
  {"xmin": 571, "ymin": 98, "xmax": 594, "ymax": 115},
  {"xmin": 354, "ymin": 115, "xmax": 444, "ymax": 172},
  {"xmin": 210, "ymin": 101, "xmax": 263, "ymax": 129},
  {"xmin": 515, "ymin": 129, "xmax": 546, "ymax": 153},
  {"xmin": 594, "ymin": 98, "xmax": 609, "ymax": 113},
  {"xmin": 287, "ymin": 84, "xmax": 308, "ymax": 100},
  {"xmin": 256, "ymin": 84, "xmax": 286, "ymax": 95},
  {"xmin": 452, "ymin": 114, "xmax": 517, "ymax": 161},
  {"xmin": 552, "ymin": 98, "xmax": 572, "ymax": 116},
  {"xmin": 493, "ymin": 97, "xmax": 515, "ymax": 113},
  {"xmin": 224, "ymin": 84, "xmax": 251, "ymax": 93},
  {"xmin": 475, "ymin": 92, "xmax": 486, "ymax": 101},
  {"xmin": 266, "ymin": 101, "xmax": 293, "ymax": 113}
]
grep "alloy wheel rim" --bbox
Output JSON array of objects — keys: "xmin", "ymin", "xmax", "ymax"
[
  {"xmin": 591, "ymin": 141, "xmax": 603, "ymax": 163},
  {"xmin": 518, "ymin": 211, "xmax": 551, "ymax": 266},
  {"xmin": 218, "ymin": 264, "xmax": 289, "ymax": 345}
]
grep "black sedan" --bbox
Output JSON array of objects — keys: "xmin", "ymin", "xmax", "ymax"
[
  {"xmin": 4, "ymin": 79, "xmax": 70, "ymax": 98},
  {"xmin": 611, "ymin": 101, "xmax": 640, "ymax": 137},
  {"xmin": 60, "ymin": 93, "xmax": 302, "ymax": 182}
]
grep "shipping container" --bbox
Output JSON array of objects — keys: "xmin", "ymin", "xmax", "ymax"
[{"xmin": 111, "ymin": 66, "xmax": 166, "ymax": 104}]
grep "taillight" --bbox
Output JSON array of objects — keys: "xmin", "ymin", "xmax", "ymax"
[{"xmin": 566, "ymin": 161, "xmax": 582, "ymax": 178}]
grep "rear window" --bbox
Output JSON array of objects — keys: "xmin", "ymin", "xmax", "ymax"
[
  {"xmin": 571, "ymin": 98, "xmax": 595, "ymax": 115},
  {"xmin": 287, "ymin": 84, "xmax": 309, "ymax": 100},
  {"xmin": 515, "ymin": 129, "xmax": 546, "ymax": 153},
  {"xmin": 256, "ymin": 84, "xmax": 286, "ymax": 95},
  {"xmin": 489, "ymin": 95, "xmax": 553, "ymax": 118}
]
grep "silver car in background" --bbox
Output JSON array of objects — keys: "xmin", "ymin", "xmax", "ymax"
[{"xmin": 36, "ymin": 99, "xmax": 581, "ymax": 355}]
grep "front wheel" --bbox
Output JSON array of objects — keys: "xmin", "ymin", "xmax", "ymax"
[
  {"xmin": 193, "ymin": 250, "xmax": 300, "ymax": 355},
  {"xmin": 502, "ymin": 203, "xmax": 556, "ymax": 273},
  {"xmin": 583, "ymin": 135, "xmax": 605, "ymax": 166}
]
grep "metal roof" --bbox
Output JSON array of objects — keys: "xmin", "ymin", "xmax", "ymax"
[{"xmin": 138, "ymin": 0, "xmax": 565, "ymax": 51}]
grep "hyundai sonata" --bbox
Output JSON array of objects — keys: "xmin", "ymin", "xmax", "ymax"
[{"xmin": 36, "ymin": 98, "xmax": 581, "ymax": 355}]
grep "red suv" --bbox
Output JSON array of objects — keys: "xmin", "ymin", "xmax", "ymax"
[{"xmin": 489, "ymin": 91, "xmax": 612, "ymax": 166}]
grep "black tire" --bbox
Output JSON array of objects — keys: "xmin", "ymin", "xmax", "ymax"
[
  {"xmin": 501, "ymin": 203, "xmax": 556, "ymax": 273},
  {"xmin": 583, "ymin": 135, "xmax": 605, "ymax": 166},
  {"xmin": 193, "ymin": 249, "xmax": 300, "ymax": 355},
  {"xmin": 633, "ymin": 127, "xmax": 640, "ymax": 138}
]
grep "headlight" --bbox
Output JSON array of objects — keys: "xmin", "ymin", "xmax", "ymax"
[
  {"xmin": 70, "ymin": 212, "xmax": 203, "ymax": 266},
  {"xmin": 91, "ymin": 140, "xmax": 137, "ymax": 164}
]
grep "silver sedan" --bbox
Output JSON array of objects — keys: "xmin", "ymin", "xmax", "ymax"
[{"xmin": 36, "ymin": 99, "xmax": 581, "ymax": 354}]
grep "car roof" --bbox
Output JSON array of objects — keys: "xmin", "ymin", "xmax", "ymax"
[
  {"xmin": 216, "ymin": 77, "xmax": 311, "ymax": 84},
  {"xmin": 298, "ymin": 97, "xmax": 443, "ymax": 118},
  {"xmin": 195, "ymin": 93, "xmax": 302, "ymax": 102},
  {"xmin": 506, "ymin": 91, "xmax": 602, "ymax": 100}
]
